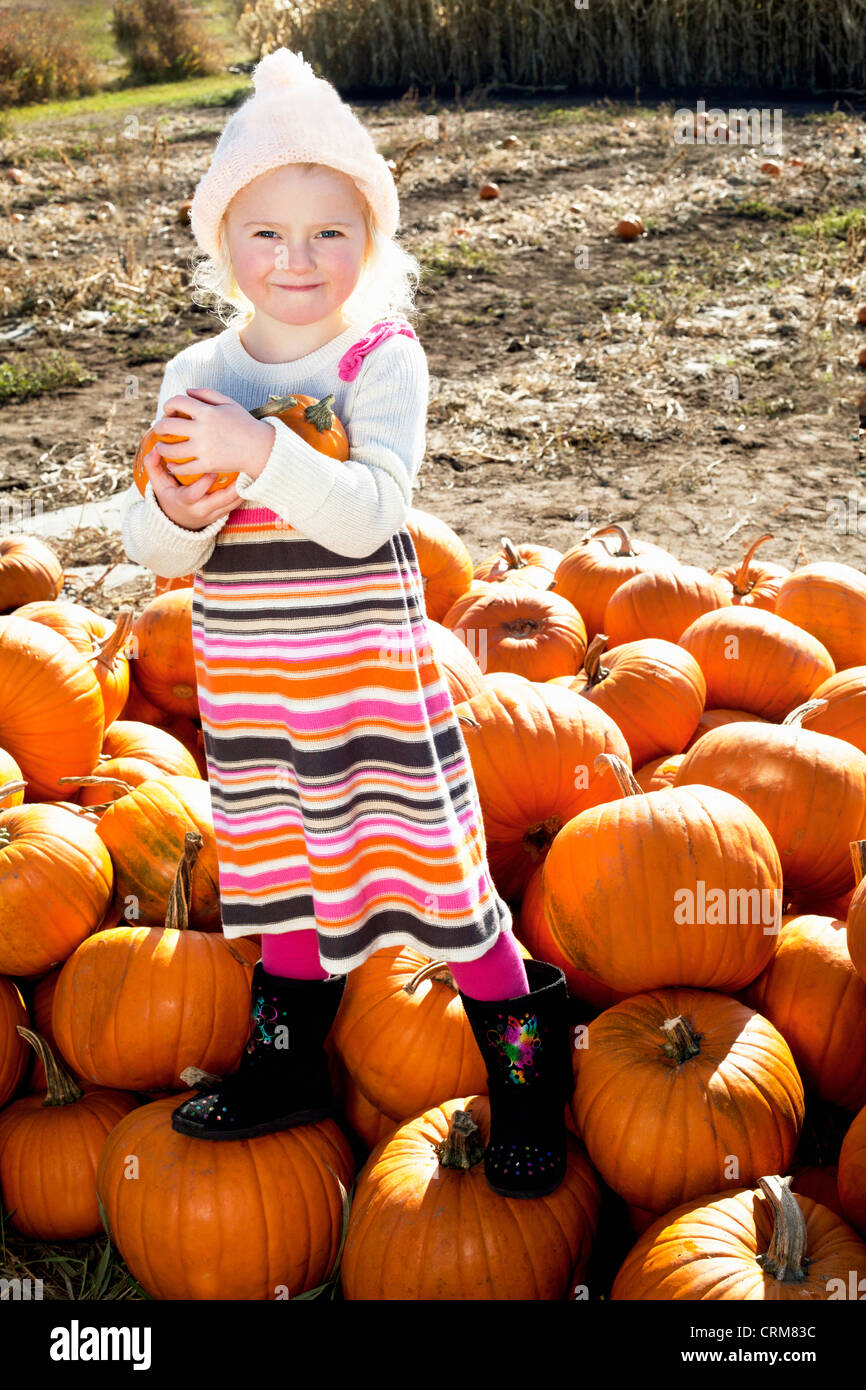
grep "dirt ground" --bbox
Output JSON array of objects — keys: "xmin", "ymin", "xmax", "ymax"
[{"xmin": 2, "ymin": 92, "xmax": 866, "ymax": 619}]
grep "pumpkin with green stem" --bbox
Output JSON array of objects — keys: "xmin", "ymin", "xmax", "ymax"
[{"xmin": 0, "ymin": 1028, "xmax": 138, "ymax": 1239}]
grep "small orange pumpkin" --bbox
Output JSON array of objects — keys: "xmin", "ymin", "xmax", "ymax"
[
  {"xmin": 0, "ymin": 536, "xmax": 64, "ymax": 612},
  {"xmin": 133, "ymin": 392, "xmax": 349, "ymax": 497},
  {"xmin": 0, "ymin": 1028, "xmax": 138, "ymax": 1239}
]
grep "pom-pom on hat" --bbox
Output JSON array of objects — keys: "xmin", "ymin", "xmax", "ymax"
[{"xmin": 189, "ymin": 48, "xmax": 399, "ymax": 261}]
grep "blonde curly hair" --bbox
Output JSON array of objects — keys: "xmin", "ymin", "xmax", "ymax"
[{"xmin": 187, "ymin": 162, "xmax": 422, "ymax": 333}]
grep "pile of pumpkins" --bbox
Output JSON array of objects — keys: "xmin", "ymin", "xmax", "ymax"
[{"xmin": 0, "ymin": 516, "xmax": 865, "ymax": 1301}]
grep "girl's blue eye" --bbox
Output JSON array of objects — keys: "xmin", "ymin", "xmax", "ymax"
[{"xmin": 254, "ymin": 229, "xmax": 342, "ymax": 238}]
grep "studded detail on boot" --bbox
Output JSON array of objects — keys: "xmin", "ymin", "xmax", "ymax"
[
  {"xmin": 459, "ymin": 960, "xmax": 573, "ymax": 1198},
  {"xmin": 171, "ymin": 962, "xmax": 346, "ymax": 1141}
]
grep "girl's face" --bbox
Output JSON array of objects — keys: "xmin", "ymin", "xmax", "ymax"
[{"xmin": 224, "ymin": 164, "xmax": 369, "ymax": 327}]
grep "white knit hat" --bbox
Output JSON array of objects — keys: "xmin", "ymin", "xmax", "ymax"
[{"xmin": 189, "ymin": 48, "xmax": 399, "ymax": 261}]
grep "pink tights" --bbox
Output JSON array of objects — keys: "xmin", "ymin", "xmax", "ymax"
[{"xmin": 261, "ymin": 927, "xmax": 530, "ymax": 1000}]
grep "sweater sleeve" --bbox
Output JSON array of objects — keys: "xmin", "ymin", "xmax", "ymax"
[
  {"xmin": 119, "ymin": 357, "xmax": 232, "ymax": 578},
  {"xmin": 232, "ymin": 333, "xmax": 429, "ymax": 558}
]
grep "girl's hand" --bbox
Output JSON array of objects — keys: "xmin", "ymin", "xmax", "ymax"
[
  {"xmin": 153, "ymin": 387, "xmax": 275, "ymax": 482},
  {"xmin": 141, "ymin": 446, "xmax": 240, "ymax": 531}
]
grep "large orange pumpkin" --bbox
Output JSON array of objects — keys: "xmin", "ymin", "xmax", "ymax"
[
  {"xmin": 610, "ymin": 1176, "xmax": 866, "ymax": 1300},
  {"xmin": 0, "ymin": 1028, "xmax": 138, "ymax": 1239},
  {"xmin": 555, "ymin": 634, "xmax": 706, "ymax": 768},
  {"xmin": 774, "ymin": 561, "xmax": 866, "ymax": 671},
  {"xmin": 341, "ymin": 1096, "xmax": 602, "ymax": 1301},
  {"xmin": 95, "ymin": 773, "xmax": 220, "ymax": 930},
  {"xmin": 744, "ymin": 912, "xmax": 866, "ymax": 1112},
  {"xmin": 0, "ymin": 800, "xmax": 113, "ymax": 976},
  {"xmin": 454, "ymin": 673, "xmax": 631, "ymax": 900},
  {"xmin": 0, "ymin": 536, "xmax": 64, "ymax": 612},
  {"xmin": 0, "ymin": 977, "xmax": 28, "ymax": 1108},
  {"xmin": 52, "ymin": 832, "xmax": 258, "ymax": 1091},
  {"xmin": 572, "ymin": 988, "xmax": 804, "ymax": 1212},
  {"xmin": 712, "ymin": 532, "xmax": 790, "ymax": 611},
  {"xmin": 441, "ymin": 582, "xmax": 587, "ymax": 681},
  {"xmin": 678, "ymin": 606, "xmax": 835, "ymax": 719},
  {"xmin": 673, "ymin": 704, "xmax": 866, "ymax": 901},
  {"xmin": 405, "ymin": 509, "xmax": 474, "ymax": 622},
  {"xmin": 544, "ymin": 754, "xmax": 783, "ymax": 994},
  {"xmin": 97, "ymin": 1093, "xmax": 354, "ymax": 1299},
  {"xmin": 12, "ymin": 600, "xmax": 134, "ymax": 730},
  {"xmin": 552, "ymin": 523, "xmax": 678, "ymax": 642},
  {"xmin": 0, "ymin": 614, "xmax": 105, "ymax": 801},
  {"xmin": 603, "ymin": 564, "xmax": 731, "ymax": 647}
]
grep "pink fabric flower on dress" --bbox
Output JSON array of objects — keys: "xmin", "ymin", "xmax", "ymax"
[{"xmin": 337, "ymin": 318, "xmax": 419, "ymax": 381}]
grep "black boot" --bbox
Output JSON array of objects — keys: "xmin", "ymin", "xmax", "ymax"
[
  {"xmin": 171, "ymin": 962, "xmax": 346, "ymax": 1141},
  {"xmin": 459, "ymin": 960, "xmax": 573, "ymax": 1198}
]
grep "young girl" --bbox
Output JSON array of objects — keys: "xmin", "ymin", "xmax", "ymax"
[{"xmin": 120, "ymin": 47, "xmax": 572, "ymax": 1199}]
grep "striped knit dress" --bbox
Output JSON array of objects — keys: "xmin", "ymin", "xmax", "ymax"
[{"xmin": 190, "ymin": 319, "xmax": 514, "ymax": 974}]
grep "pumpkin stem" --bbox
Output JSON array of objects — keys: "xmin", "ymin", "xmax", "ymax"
[
  {"xmin": 0, "ymin": 779, "xmax": 27, "ymax": 802},
  {"xmin": 250, "ymin": 393, "xmax": 299, "ymax": 420},
  {"xmin": 589, "ymin": 524, "xmax": 635, "ymax": 557},
  {"xmin": 582, "ymin": 633, "xmax": 610, "ymax": 688},
  {"xmin": 732, "ymin": 533, "xmax": 774, "ymax": 595},
  {"xmin": 435, "ymin": 1108, "xmax": 486, "ymax": 1170},
  {"xmin": 782, "ymin": 699, "xmax": 828, "ymax": 727},
  {"xmin": 755, "ymin": 1175, "xmax": 809, "ymax": 1283},
  {"xmin": 850, "ymin": 840, "xmax": 866, "ymax": 886},
  {"xmin": 166, "ymin": 830, "xmax": 202, "ymax": 932},
  {"xmin": 660, "ymin": 1015, "xmax": 702, "ymax": 1063},
  {"xmin": 404, "ymin": 960, "xmax": 459, "ymax": 994},
  {"xmin": 91, "ymin": 607, "xmax": 135, "ymax": 672},
  {"xmin": 302, "ymin": 394, "xmax": 337, "ymax": 434},
  {"xmin": 57, "ymin": 775, "xmax": 134, "ymax": 795},
  {"xmin": 458, "ymin": 714, "xmax": 481, "ymax": 730},
  {"xmin": 16, "ymin": 1026, "xmax": 83, "ymax": 1106},
  {"xmin": 501, "ymin": 537, "xmax": 526, "ymax": 570},
  {"xmin": 593, "ymin": 752, "xmax": 644, "ymax": 797},
  {"xmin": 523, "ymin": 815, "xmax": 564, "ymax": 859}
]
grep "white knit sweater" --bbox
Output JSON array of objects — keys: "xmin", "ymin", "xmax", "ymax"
[{"xmin": 119, "ymin": 319, "xmax": 429, "ymax": 575}]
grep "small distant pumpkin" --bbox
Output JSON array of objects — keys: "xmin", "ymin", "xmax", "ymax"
[{"xmin": 616, "ymin": 214, "xmax": 644, "ymax": 240}]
